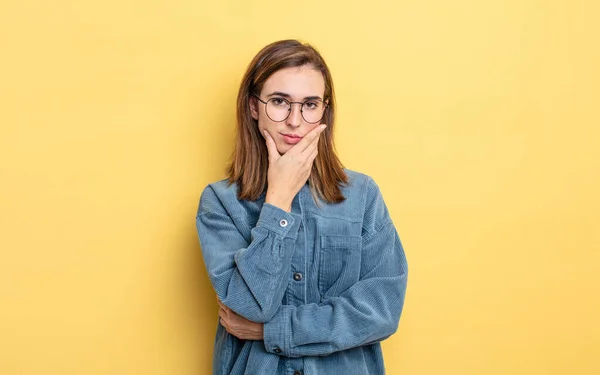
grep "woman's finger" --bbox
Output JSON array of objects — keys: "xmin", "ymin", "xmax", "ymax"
[
  {"xmin": 219, "ymin": 317, "xmax": 229, "ymax": 332},
  {"xmin": 308, "ymin": 146, "xmax": 318, "ymax": 163},
  {"xmin": 302, "ymin": 131, "xmax": 321, "ymax": 158},
  {"xmin": 263, "ymin": 130, "xmax": 280, "ymax": 163},
  {"xmin": 218, "ymin": 304, "xmax": 231, "ymax": 327},
  {"xmin": 288, "ymin": 124, "xmax": 326, "ymax": 155},
  {"xmin": 217, "ymin": 297, "xmax": 232, "ymax": 314},
  {"xmin": 218, "ymin": 308, "xmax": 226, "ymax": 324}
]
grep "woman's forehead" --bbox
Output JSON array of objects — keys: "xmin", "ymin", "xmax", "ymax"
[{"xmin": 261, "ymin": 66, "xmax": 325, "ymax": 99}]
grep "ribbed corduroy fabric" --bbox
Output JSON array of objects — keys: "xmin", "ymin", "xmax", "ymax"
[{"xmin": 195, "ymin": 169, "xmax": 408, "ymax": 375}]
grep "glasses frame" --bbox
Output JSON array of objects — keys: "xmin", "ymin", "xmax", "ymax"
[{"xmin": 252, "ymin": 94, "xmax": 328, "ymax": 124}]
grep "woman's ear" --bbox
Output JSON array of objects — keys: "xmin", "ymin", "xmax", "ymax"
[{"xmin": 250, "ymin": 96, "xmax": 259, "ymax": 121}]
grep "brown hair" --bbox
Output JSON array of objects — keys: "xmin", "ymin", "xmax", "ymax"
[{"xmin": 226, "ymin": 39, "xmax": 348, "ymax": 204}]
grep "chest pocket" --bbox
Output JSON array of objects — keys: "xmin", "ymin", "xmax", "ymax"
[{"xmin": 318, "ymin": 234, "xmax": 362, "ymax": 299}]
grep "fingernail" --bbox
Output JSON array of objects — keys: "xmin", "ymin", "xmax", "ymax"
[
  {"xmin": 320, "ymin": 125, "xmax": 327, "ymax": 131},
  {"xmin": 263, "ymin": 130, "xmax": 269, "ymax": 138}
]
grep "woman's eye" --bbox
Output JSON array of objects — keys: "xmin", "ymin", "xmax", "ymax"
[
  {"xmin": 304, "ymin": 101, "xmax": 318, "ymax": 110},
  {"xmin": 272, "ymin": 98, "xmax": 287, "ymax": 106}
]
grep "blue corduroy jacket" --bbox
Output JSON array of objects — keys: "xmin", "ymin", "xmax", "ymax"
[{"xmin": 195, "ymin": 169, "xmax": 408, "ymax": 375}]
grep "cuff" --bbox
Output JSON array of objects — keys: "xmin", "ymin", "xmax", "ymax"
[
  {"xmin": 263, "ymin": 305, "xmax": 292, "ymax": 356},
  {"xmin": 256, "ymin": 203, "xmax": 302, "ymax": 240}
]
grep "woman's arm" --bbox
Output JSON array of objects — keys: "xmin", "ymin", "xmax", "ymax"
[
  {"xmin": 196, "ymin": 185, "xmax": 302, "ymax": 323},
  {"xmin": 196, "ymin": 126, "xmax": 325, "ymax": 323},
  {"xmin": 263, "ymin": 178, "xmax": 409, "ymax": 357}
]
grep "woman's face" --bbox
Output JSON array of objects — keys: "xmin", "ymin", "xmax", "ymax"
[{"xmin": 250, "ymin": 65, "xmax": 326, "ymax": 155}]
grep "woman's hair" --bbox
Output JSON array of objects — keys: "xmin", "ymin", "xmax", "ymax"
[{"xmin": 226, "ymin": 39, "xmax": 348, "ymax": 204}]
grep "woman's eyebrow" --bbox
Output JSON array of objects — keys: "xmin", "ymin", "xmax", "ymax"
[
  {"xmin": 266, "ymin": 91, "xmax": 291, "ymax": 98},
  {"xmin": 303, "ymin": 95, "xmax": 323, "ymax": 101},
  {"xmin": 266, "ymin": 91, "xmax": 323, "ymax": 101}
]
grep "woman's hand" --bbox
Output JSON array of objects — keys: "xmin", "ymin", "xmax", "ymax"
[
  {"xmin": 217, "ymin": 297, "xmax": 264, "ymax": 341},
  {"xmin": 263, "ymin": 124, "xmax": 327, "ymax": 212}
]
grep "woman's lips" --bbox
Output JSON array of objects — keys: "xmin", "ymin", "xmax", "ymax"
[{"xmin": 281, "ymin": 133, "xmax": 302, "ymax": 145}]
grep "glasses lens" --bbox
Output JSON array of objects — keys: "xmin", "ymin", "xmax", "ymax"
[
  {"xmin": 266, "ymin": 98, "xmax": 291, "ymax": 122},
  {"xmin": 301, "ymin": 101, "xmax": 326, "ymax": 123}
]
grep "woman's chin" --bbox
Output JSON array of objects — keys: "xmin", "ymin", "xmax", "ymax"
[{"xmin": 276, "ymin": 144, "xmax": 292, "ymax": 155}]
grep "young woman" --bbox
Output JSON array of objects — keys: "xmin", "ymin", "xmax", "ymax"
[{"xmin": 195, "ymin": 39, "xmax": 408, "ymax": 375}]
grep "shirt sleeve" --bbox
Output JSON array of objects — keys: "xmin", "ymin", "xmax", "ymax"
[
  {"xmin": 263, "ymin": 177, "xmax": 409, "ymax": 357},
  {"xmin": 195, "ymin": 185, "xmax": 302, "ymax": 323}
]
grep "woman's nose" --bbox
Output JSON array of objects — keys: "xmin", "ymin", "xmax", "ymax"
[{"xmin": 286, "ymin": 103, "xmax": 303, "ymax": 127}]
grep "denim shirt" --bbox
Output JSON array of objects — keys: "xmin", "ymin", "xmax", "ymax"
[{"xmin": 195, "ymin": 169, "xmax": 408, "ymax": 375}]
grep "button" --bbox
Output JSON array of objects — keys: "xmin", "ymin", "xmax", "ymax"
[
  {"xmin": 293, "ymin": 371, "xmax": 303, "ymax": 375},
  {"xmin": 273, "ymin": 347, "xmax": 282, "ymax": 354},
  {"xmin": 279, "ymin": 219, "xmax": 288, "ymax": 227},
  {"xmin": 293, "ymin": 272, "xmax": 303, "ymax": 281}
]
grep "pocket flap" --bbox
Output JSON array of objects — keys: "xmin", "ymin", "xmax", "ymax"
[{"xmin": 320, "ymin": 234, "xmax": 362, "ymax": 249}]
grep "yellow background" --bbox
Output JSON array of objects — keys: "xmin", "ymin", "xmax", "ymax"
[{"xmin": 1, "ymin": 0, "xmax": 598, "ymax": 374}]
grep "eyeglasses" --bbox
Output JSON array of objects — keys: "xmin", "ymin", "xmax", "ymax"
[{"xmin": 252, "ymin": 94, "xmax": 327, "ymax": 124}]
